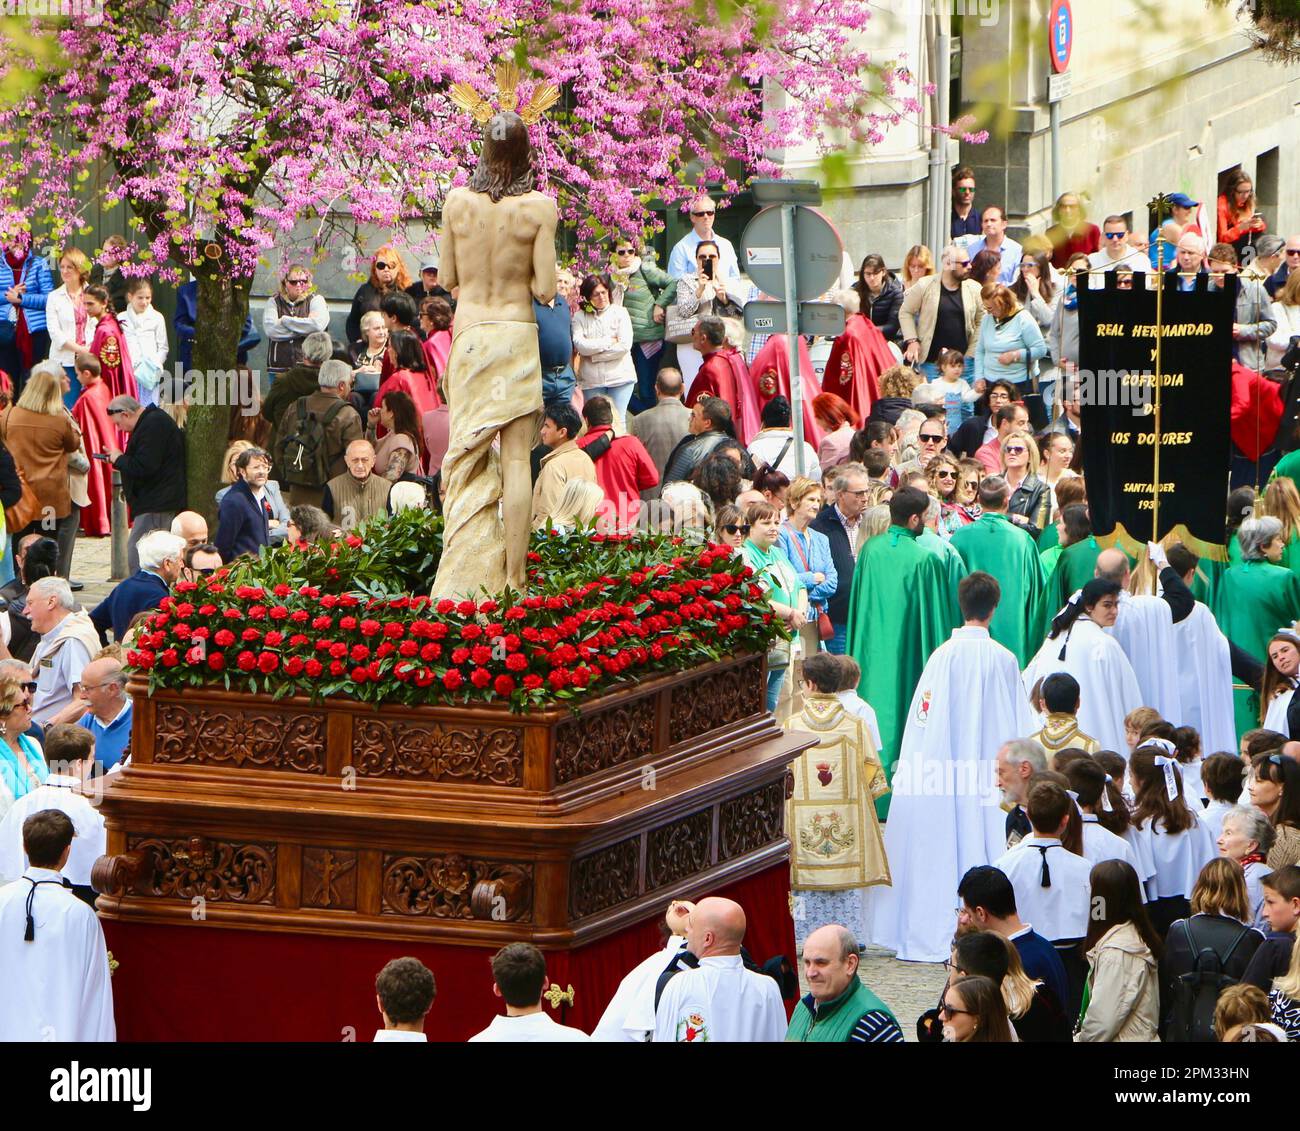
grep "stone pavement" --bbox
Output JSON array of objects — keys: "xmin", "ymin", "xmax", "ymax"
[{"xmin": 69, "ymin": 533, "xmax": 117, "ymax": 608}]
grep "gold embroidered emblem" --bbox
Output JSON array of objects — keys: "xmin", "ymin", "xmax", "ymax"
[
  {"xmin": 99, "ymin": 336, "xmax": 120, "ymax": 368},
  {"xmin": 799, "ymin": 811, "xmax": 855, "ymax": 857}
]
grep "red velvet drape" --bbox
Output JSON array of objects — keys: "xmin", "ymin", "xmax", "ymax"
[{"xmin": 102, "ymin": 861, "xmax": 794, "ymax": 1042}]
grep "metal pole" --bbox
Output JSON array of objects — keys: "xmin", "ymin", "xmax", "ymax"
[
  {"xmin": 780, "ymin": 204, "xmax": 805, "ymax": 479},
  {"xmin": 110, "ymin": 469, "xmax": 129, "ymax": 581},
  {"xmin": 925, "ymin": 10, "xmax": 952, "ymax": 258},
  {"xmin": 1151, "ymin": 231, "xmax": 1165, "ymax": 540},
  {"xmin": 1050, "ymin": 98, "xmax": 1062, "ymax": 203}
]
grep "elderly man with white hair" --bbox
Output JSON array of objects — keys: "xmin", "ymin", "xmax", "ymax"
[
  {"xmin": 899, "ymin": 242, "xmax": 984, "ymax": 382},
  {"xmin": 1168, "ymin": 232, "xmax": 1207, "ymax": 291},
  {"xmin": 26, "ymin": 577, "xmax": 101, "ymax": 728},
  {"xmin": 89, "ymin": 529, "xmax": 184, "ymax": 644},
  {"xmin": 277, "ymin": 357, "xmax": 364, "ymax": 508}
]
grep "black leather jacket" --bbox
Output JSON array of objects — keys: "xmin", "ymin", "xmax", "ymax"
[{"xmin": 1007, "ymin": 473, "xmax": 1051, "ymax": 539}]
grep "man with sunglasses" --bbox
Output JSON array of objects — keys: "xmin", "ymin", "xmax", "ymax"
[
  {"xmin": 1086, "ymin": 215, "xmax": 1148, "ymax": 287},
  {"xmin": 666, "ymin": 194, "xmax": 741, "ymax": 282},
  {"xmin": 1265, "ymin": 234, "xmax": 1300, "ymax": 299},
  {"xmin": 950, "ymin": 166, "xmax": 980, "ymax": 238},
  {"xmin": 183, "ymin": 543, "xmax": 223, "ymax": 583}
]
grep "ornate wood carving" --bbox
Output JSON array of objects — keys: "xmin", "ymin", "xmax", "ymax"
[
  {"xmin": 719, "ymin": 780, "xmax": 786, "ymax": 860},
  {"xmin": 569, "ymin": 837, "xmax": 640, "ymax": 919},
  {"xmin": 126, "ymin": 835, "xmax": 276, "ymax": 904},
  {"xmin": 381, "ymin": 853, "xmax": 533, "ymax": 922},
  {"xmin": 352, "ymin": 719, "xmax": 523, "ymax": 785},
  {"xmin": 301, "ymin": 848, "xmax": 358, "ymax": 911},
  {"xmin": 153, "ymin": 705, "xmax": 326, "ymax": 774},
  {"xmin": 646, "ymin": 808, "xmax": 712, "ymax": 891},
  {"xmin": 668, "ymin": 657, "xmax": 764, "ymax": 745},
  {"xmin": 555, "ymin": 695, "xmax": 657, "ymax": 783}
]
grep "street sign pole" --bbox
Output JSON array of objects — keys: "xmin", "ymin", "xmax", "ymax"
[{"xmin": 779, "ymin": 204, "xmax": 806, "ymax": 479}]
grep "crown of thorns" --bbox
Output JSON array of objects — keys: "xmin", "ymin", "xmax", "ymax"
[{"xmin": 449, "ymin": 62, "xmax": 560, "ymax": 126}]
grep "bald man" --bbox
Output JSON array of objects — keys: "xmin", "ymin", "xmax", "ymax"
[
  {"xmin": 652, "ymin": 896, "xmax": 786, "ymax": 1042},
  {"xmin": 787, "ymin": 924, "xmax": 903, "ymax": 1042},
  {"xmin": 321, "ymin": 439, "xmax": 391, "ymax": 529},
  {"xmin": 1169, "ymin": 233, "xmax": 1207, "ymax": 291},
  {"xmin": 170, "ymin": 511, "xmax": 209, "ymax": 550},
  {"xmin": 50, "ymin": 656, "xmax": 132, "ymax": 771},
  {"xmin": 1094, "ymin": 543, "xmax": 1194, "ymax": 721},
  {"xmin": 593, "ymin": 899, "xmax": 696, "ymax": 1042}
]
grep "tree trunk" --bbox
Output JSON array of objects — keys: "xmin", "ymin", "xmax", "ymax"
[{"xmin": 188, "ymin": 271, "xmax": 250, "ymax": 528}]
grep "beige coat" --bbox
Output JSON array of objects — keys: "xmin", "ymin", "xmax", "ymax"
[
  {"xmin": 531, "ymin": 440, "xmax": 596, "ymax": 529},
  {"xmin": 898, "ymin": 275, "xmax": 985, "ymax": 361},
  {"xmin": 1075, "ymin": 921, "xmax": 1161, "ymax": 1043}
]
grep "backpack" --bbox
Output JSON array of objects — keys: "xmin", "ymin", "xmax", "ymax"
[
  {"xmin": 1166, "ymin": 919, "xmax": 1251, "ymax": 1043},
  {"xmin": 276, "ymin": 397, "xmax": 348, "ymax": 488}
]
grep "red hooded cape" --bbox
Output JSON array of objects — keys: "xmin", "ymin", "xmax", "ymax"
[
  {"xmin": 749, "ymin": 334, "xmax": 824, "ymax": 448},
  {"xmin": 1230, "ymin": 360, "xmax": 1281, "ymax": 460},
  {"xmin": 72, "ymin": 379, "xmax": 115, "ymax": 535},
  {"xmin": 92, "ymin": 312, "xmax": 138, "ymax": 401},
  {"xmin": 685, "ymin": 346, "xmax": 760, "ymax": 444},
  {"xmin": 821, "ymin": 313, "xmax": 895, "ymax": 419}
]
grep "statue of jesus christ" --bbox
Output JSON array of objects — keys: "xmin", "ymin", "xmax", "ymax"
[{"xmin": 431, "ymin": 111, "xmax": 558, "ymax": 599}]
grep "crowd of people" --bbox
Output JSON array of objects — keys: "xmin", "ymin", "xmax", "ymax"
[{"xmin": 4, "ymin": 163, "xmax": 1300, "ymax": 1044}]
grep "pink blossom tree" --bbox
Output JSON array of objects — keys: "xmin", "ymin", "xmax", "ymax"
[{"xmin": 0, "ymin": 0, "xmax": 942, "ymax": 505}]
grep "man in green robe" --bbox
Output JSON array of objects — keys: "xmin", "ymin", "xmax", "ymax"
[
  {"xmin": 847, "ymin": 486, "xmax": 960, "ymax": 819},
  {"xmin": 948, "ymin": 477, "xmax": 1046, "ymax": 668},
  {"xmin": 919, "ymin": 502, "xmax": 969, "ymax": 594}
]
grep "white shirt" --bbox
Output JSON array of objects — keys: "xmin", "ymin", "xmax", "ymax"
[
  {"xmin": 1086, "ymin": 246, "xmax": 1150, "ymax": 286},
  {"xmin": 994, "ymin": 836, "xmax": 1093, "ymax": 942},
  {"xmin": 667, "ymin": 230, "xmax": 742, "ymax": 282},
  {"xmin": 468, "ymin": 1010, "xmax": 589, "ymax": 1043},
  {"xmin": 1199, "ymin": 798, "xmax": 1234, "ymax": 842},
  {"xmin": 373, "ymin": 1029, "xmax": 427, "ymax": 1042},
  {"xmin": 31, "ymin": 628, "xmax": 92, "ymax": 728},
  {"xmin": 0, "ymin": 867, "xmax": 115, "ymax": 1041},
  {"xmin": 1079, "ymin": 813, "xmax": 1138, "ymax": 872},
  {"xmin": 45, "ymin": 285, "xmax": 98, "ymax": 368},
  {"xmin": 835, "ymin": 690, "xmax": 883, "ymax": 751},
  {"xmin": 0, "ymin": 775, "xmax": 105, "ymax": 887},
  {"xmin": 119, "ymin": 305, "xmax": 169, "ymax": 371},
  {"xmin": 1134, "ymin": 816, "xmax": 1218, "ymax": 902},
  {"xmin": 592, "ymin": 937, "xmax": 687, "ymax": 1042},
  {"xmin": 652, "ymin": 953, "xmax": 786, "ymax": 1042}
]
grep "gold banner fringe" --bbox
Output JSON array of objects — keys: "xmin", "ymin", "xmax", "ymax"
[{"xmin": 1095, "ymin": 522, "xmax": 1229, "ymax": 564}]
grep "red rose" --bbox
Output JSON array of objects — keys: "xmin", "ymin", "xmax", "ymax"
[
  {"xmin": 382, "ymin": 622, "xmax": 404, "ymax": 639},
  {"xmin": 198, "ymin": 604, "xmax": 217, "ymax": 616},
  {"xmin": 429, "ymin": 623, "xmax": 448, "ymax": 639},
  {"xmin": 360, "ymin": 619, "xmax": 381, "ymax": 637},
  {"xmin": 398, "ymin": 640, "xmax": 418, "ymax": 657},
  {"xmin": 241, "ymin": 628, "xmax": 262, "ymax": 642},
  {"xmin": 505, "ymin": 653, "xmax": 528, "ymax": 672},
  {"xmin": 393, "ymin": 662, "xmax": 413, "ymax": 681},
  {"xmin": 350, "ymin": 644, "xmax": 370, "ymax": 662},
  {"xmin": 290, "ymin": 610, "xmax": 309, "ymax": 623},
  {"xmin": 207, "ymin": 653, "xmax": 225, "ymax": 671},
  {"xmin": 442, "ymin": 669, "xmax": 463, "ymax": 690},
  {"xmin": 258, "ymin": 652, "xmax": 279, "ymax": 674},
  {"xmin": 223, "ymin": 608, "xmax": 242, "ymax": 621},
  {"xmin": 493, "ymin": 674, "xmax": 515, "ymax": 696},
  {"xmin": 329, "ymin": 643, "xmax": 347, "ymax": 659},
  {"xmin": 571, "ymin": 667, "xmax": 591, "ymax": 688},
  {"xmin": 547, "ymin": 669, "xmax": 569, "ymax": 690},
  {"xmin": 435, "ymin": 599, "xmax": 455, "ymax": 615},
  {"xmin": 351, "ymin": 666, "xmax": 369, "ymax": 682},
  {"xmin": 460, "ymin": 623, "xmax": 483, "ymax": 640},
  {"xmin": 289, "ymin": 634, "xmax": 309, "ymax": 648},
  {"xmin": 339, "ymin": 616, "xmax": 358, "ymax": 631},
  {"xmin": 456, "ymin": 600, "xmax": 477, "ymax": 616},
  {"xmin": 375, "ymin": 642, "xmax": 395, "ymax": 659},
  {"xmin": 415, "ymin": 668, "xmax": 434, "ymax": 687},
  {"xmin": 247, "ymin": 605, "xmax": 267, "ymax": 620},
  {"xmin": 320, "ymin": 594, "xmax": 339, "ymax": 609},
  {"xmin": 471, "ymin": 645, "xmax": 492, "ymax": 666},
  {"xmin": 311, "ymin": 616, "xmax": 333, "ymax": 631},
  {"xmin": 421, "ymin": 643, "xmax": 442, "ymax": 661},
  {"xmin": 470, "ymin": 668, "xmax": 491, "ymax": 689},
  {"xmin": 185, "ymin": 645, "xmax": 204, "ymax": 664},
  {"xmin": 161, "ymin": 648, "xmax": 180, "ymax": 668},
  {"xmin": 174, "ymin": 602, "xmax": 195, "ymax": 618},
  {"xmin": 284, "ymin": 657, "xmax": 305, "ymax": 676},
  {"xmin": 346, "ymin": 534, "xmax": 363, "ymax": 548},
  {"xmin": 504, "ymin": 606, "xmax": 526, "ymax": 621},
  {"xmin": 523, "ymin": 674, "xmax": 543, "ymax": 691},
  {"xmin": 329, "ymin": 660, "xmax": 346, "ymax": 677},
  {"xmin": 236, "ymin": 651, "xmax": 257, "ymax": 671},
  {"xmin": 304, "ymin": 659, "xmax": 324, "ymax": 678}
]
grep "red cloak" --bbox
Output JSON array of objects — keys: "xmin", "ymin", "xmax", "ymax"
[
  {"xmin": 91, "ymin": 311, "xmax": 138, "ymax": 401},
  {"xmin": 422, "ymin": 330, "xmax": 451, "ymax": 381},
  {"xmin": 821, "ymin": 313, "xmax": 895, "ymax": 419},
  {"xmin": 685, "ymin": 346, "xmax": 759, "ymax": 444},
  {"xmin": 749, "ymin": 334, "xmax": 825, "ymax": 448},
  {"xmin": 73, "ymin": 379, "xmax": 115, "ymax": 535},
  {"xmin": 1230, "ymin": 360, "xmax": 1281, "ymax": 460}
]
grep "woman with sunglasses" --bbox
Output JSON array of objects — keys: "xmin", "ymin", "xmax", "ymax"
[
  {"xmin": 711, "ymin": 504, "xmax": 749, "ymax": 553},
  {"xmin": 742, "ymin": 501, "xmax": 807, "ymax": 714},
  {"xmin": 345, "ymin": 246, "xmax": 412, "ymax": 346},
  {"xmin": 1250, "ymin": 753, "xmax": 1300, "ymax": 869},
  {"xmin": 928, "ymin": 453, "xmax": 968, "ymax": 537},
  {"xmin": 609, "ymin": 239, "xmax": 676, "ymax": 414},
  {"xmin": 939, "ymin": 975, "xmax": 1013, "ymax": 1042},
  {"xmin": 264, "ymin": 264, "xmax": 329, "ymax": 384},
  {"xmin": 1000, "ymin": 430, "xmax": 1050, "ymax": 539},
  {"xmin": 672, "ymin": 240, "xmax": 743, "ymax": 389},
  {"xmin": 0, "ymin": 676, "xmax": 47, "ymax": 818}
]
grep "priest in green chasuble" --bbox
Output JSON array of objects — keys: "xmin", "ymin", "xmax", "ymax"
[
  {"xmin": 786, "ymin": 653, "xmax": 890, "ymax": 950},
  {"xmin": 846, "ymin": 486, "xmax": 960, "ymax": 818},
  {"xmin": 948, "ymin": 476, "xmax": 1046, "ymax": 668}
]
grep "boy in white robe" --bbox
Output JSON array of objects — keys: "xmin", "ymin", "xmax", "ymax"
[
  {"xmin": 592, "ymin": 899, "xmax": 693, "ymax": 1042},
  {"xmin": 871, "ymin": 571, "xmax": 1037, "ymax": 962},
  {"xmin": 994, "ymin": 780, "xmax": 1093, "ymax": 1017},
  {"xmin": 833, "ymin": 655, "xmax": 882, "ymax": 751},
  {"xmin": 1166, "ymin": 543, "xmax": 1239, "ymax": 756},
  {"xmin": 1024, "ymin": 578, "xmax": 1143, "ymax": 753},
  {"xmin": 653, "ymin": 897, "xmax": 786, "ymax": 1042},
  {"xmin": 1095, "ymin": 545, "xmax": 1193, "ymax": 724},
  {"xmin": 468, "ymin": 943, "xmax": 588, "ymax": 1043},
  {"xmin": 0, "ymin": 724, "xmax": 104, "ymax": 894},
  {"xmin": 0, "ymin": 809, "xmax": 115, "ymax": 1042}
]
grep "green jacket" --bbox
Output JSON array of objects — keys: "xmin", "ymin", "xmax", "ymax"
[
  {"xmin": 785, "ymin": 980, "xmax": 898, "ymax": 1042},
  {"xmin": 612, "ymin": 257, "xmax": 676, "ymax": 343}
]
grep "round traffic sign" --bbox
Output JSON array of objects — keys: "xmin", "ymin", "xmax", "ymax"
[
  {"xmin": 740, "ymin": 206, "xmax": 844, "ymax": 303},
  {"xmin": 1049, "ymin": 0, "xmax": 1072, "ymax": 73}
]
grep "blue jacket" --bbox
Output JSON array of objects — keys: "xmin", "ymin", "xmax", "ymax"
[
  {"xmin": 216, "ymin": 477, "xmax": 270, "ymax": 563},
  {"xmin": 973, "ymin": 308, "xmax": 1047, "ymax": 386},
  {"xmin": 91, "ymin": 569, "xmax": 169, "ymax": 642},
  {"xmin": 777, "ymin": 523, "xmax": 838, "ymax": 613},
  {"xmin": 0, "ymin": 253, "xmax": 54, "ymax": 333}
]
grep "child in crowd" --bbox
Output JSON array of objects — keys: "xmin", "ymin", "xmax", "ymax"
[
  {"xmin": 1199, "ymin": 752, "xmax": 1246, "ymax": 841},
  {"xmin": 1242, "ymin": 865, "xmax": 1300, "ymax": 991},
  {"xmin": 119, "ymin": 277, "xmax": 168, "ymax": 407},
  {"xmin": 931, "ymin": 347, "xmax": 978, "ymax": 435}
]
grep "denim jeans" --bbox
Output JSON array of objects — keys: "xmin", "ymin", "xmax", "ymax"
[
  {"xmin": 628, "ymin": 344, "xmax": 663, "ymax": 415},
  {"xmin": 585, "ymin": 382, "xmax": 635, "ymax": 420},
  {"xmin": 826, "ymin": 623, "xmax": 848, "ymax": 656},
  {"xmin": 766, "ymin": 666, "xmax": 785, "ymax": 713},
  {"xmin": 541, "ymin": 366, "xmax": 576, "ymax": 408}
]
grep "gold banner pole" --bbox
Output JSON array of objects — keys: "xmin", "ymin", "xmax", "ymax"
[{"xmin": 1147, "ymin": 192, "xmax": 1170, "ymax": 542}]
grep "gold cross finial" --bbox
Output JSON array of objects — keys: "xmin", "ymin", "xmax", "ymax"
[{"xmin": 543, "ymin": 983, "xmax": 575, "ymax": 1009}]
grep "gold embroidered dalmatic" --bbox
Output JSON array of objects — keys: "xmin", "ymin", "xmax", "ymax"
[
  {"xmin": 786, "ymin": 695, "xmax": 890, "ymax": 890},
  {"xmin": 1030, "ymin": 712, "xmax": 1101, "ymax": 762}
]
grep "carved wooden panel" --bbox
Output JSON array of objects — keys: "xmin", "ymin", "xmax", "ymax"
[
  {"xmin": 301, "ymin": 848, "xmax": 358, "ymax": 911},
  {"xmin": 646, "ymin": 808, "xmax": 712, "ymax": 891},
  {"xmin": 554, "ymin": 695, "xmax": 657, "ymax": 784},
  {"xmin": 381, "ymin": 852, "xmax": 533, "ymax": 922},
  {"xmin": 153, "ymin": 705, "xmax": 326, "ymax": 774},
  {"xmin": 127, "ymin": 835, "xmax": 276, "ymax": 904},
  {"xmin": 352, "ymin": 719, "xmax": 523, "ymax": 785},
  {"xmin": 719, "ymin": 780, "xmax": 786, "ymax": 860},
  {"xmin": 569, "ymin": 837, "xmax": 640, "ymax": 919},
  {"xmin": 668, "ymin": 657, "xmax": 764, "ymax": 745}
]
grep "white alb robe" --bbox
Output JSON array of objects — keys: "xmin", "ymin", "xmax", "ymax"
[
  {"xmin": 0, "ymin": 867, "xmax": 115, "ymax": 1041},
  {"xmin": 1199, "ymin": 798, "xmax": 1235, "ymax": 842},
  {"xmin": 1108, "ymin": 591, "xmax": 1183, "ymax": 723},
  {"xmin": 1023, "ymin": 617, "xmax": 1142, "ymax": 754},
  {"xmin": 871, "ymin": 626, "xmax": 1036, "ymax": 962},
  {"xmin": 0, "ymin": 776, "xmax": 106, "ymax": 886},
  {"xmin": 1174, "ymin": 602, "xmax": 1237, "ymax": 755},
  {"xmin": 835, "ymin": 689, "xmax": 883, "ymax": 751},
  {"xmin": 591, "ymin": 937, "xmax": 687, "ymax": 1042},
  {"xmin": 993, "ymin": 836, "xmax": 1093, "ymax": 943},
  {"xmin": 1133, "ymin": 816, "xmax": 1218, "ymax": 902},
  {"xmin": 652, "ymin": 954, "xmax": 786, "ymax": 1042},
  {"xmin": 468, "ymin": 1012, "xmax": 589, "ymax": 1042},
  {"xmin": 1079, "ymin": 813, "xmax": 1138, "ymax": 871},
  {"xmin": 1264, "ymin": 685, "xmax": 1295, "ymax": 738}
]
